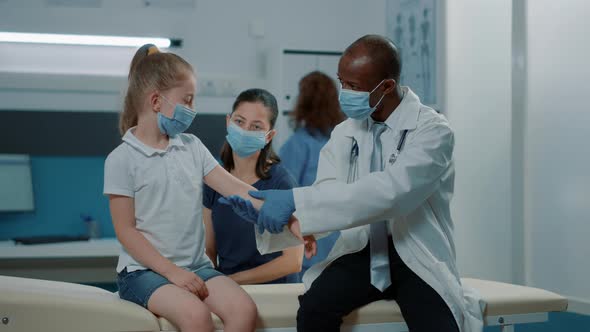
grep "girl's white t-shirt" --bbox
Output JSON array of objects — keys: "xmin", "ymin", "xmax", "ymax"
[{"xmin": 104, "ymin": 128, "xmax": 218, "ymax": 273}]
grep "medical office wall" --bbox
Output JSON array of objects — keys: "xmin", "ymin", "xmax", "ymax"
[
  {"xmin": 524, "ymin": 0, "xmax": 590, "ymax": 317},
  {"xmin": 445, "ymin": 0, "xmax": 514, "ymax": 285},
  {"xmin": 446, "ymin": 2, "xmax": 590, "ymax": 329}
]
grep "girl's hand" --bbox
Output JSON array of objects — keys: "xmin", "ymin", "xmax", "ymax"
[{"xmin": 165, "ymin": 266, "xmax": 209, "ymax": 300}]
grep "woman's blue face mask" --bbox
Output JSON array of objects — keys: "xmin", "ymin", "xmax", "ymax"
[
  {"xmin": 338, "ymin": 80, "xmax": 387, "ymax": 120},
  {"xmin": 226, "ymin": 121, "xmax": 270, "ymax": 158},
  {"xmin": 157, "ymin": 95, "xmax": 196, "ymax": 137}
]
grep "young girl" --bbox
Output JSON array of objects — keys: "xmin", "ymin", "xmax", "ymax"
[
  {"xmin": 104, "ymin": 44, "xmax": 259, "ymax": 332},
  {"xmin": 203, "ymin": 89, "xmax": 303, "ymax": 285}
]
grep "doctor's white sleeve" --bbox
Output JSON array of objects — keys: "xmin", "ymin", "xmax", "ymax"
[
  {"xmin": 294, "ymin": 120, "xmax": 455, "ymax": 235},
  {"xmin": 255, "ymin": 137, "xmax": 341, "ymax": 254}
]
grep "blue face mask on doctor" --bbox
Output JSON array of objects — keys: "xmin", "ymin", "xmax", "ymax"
[
  {"xmin": 338, "ymin": 80, "xmax": 388, "ymax": 120},
  {"xmin": 157, "ymin": 95, "xmax": 197, "ymax": 137},
  {"xmin": 226, "ymin": 121, "xmax": 270, "ymax": 158}
]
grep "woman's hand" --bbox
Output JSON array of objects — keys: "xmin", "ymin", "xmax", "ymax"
[
  {"xmin": 287, "ymin": 217, "xmax": 305, "ymax": 242},
  {"xmin": 303, "ymin": 235, "xmax": 317, "ymax": 259},
  {"xmin": 288, "ymin": 218, "xmax": 316, "ymax": 258},
  {"xmin": 164, "ymin": 266, "xmax": 209, "ymax": 300}
]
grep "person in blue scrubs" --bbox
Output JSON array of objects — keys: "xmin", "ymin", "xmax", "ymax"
[
  {"xmin": 203, "ymin": 88, "xmax": 302, "ymax": 284},
  {"xmin": 279, "ymin": 71, "xmax": 345, "ymax": 281}
]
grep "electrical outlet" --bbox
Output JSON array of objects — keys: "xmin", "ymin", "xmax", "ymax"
[
  {"xmin": 197, "ymin": 77, "xmax": 239, "ymax": 97},
  {"xmin": 217, "ymin": 79, "xmax": 236, "ymax": 97},
  {"xmin": 197, "ymin": 79, "xmax": 216, "ymax": 97}
]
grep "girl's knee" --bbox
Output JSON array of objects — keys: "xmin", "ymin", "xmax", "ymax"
[
  {"xmin": 242, "ymin": 297, "xmax": 258, "ymax": 322},
  {"xmin": 225, "ymin": 295, "xmax": 258, "ymax": 328},
  {"xmin": 179, "ymin": 305, "xmax": 214, "ymax": 332}
]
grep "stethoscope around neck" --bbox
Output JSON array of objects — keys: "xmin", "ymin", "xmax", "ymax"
[{"xmin": 349, "ymin": 129, "xmax": 409, "ymax": 165}]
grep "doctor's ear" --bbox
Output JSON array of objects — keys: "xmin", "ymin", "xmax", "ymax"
[{"xmin": 381, "ymin": 79, "xmax": 397, "ymax": 95}]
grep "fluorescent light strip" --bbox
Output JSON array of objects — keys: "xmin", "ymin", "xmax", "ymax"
[{"xmin": 0, "ymin": 32, "xmax": 171, "ymax": 48}]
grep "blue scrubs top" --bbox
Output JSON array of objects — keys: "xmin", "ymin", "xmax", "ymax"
[
  {"xmin": 279, "ymin": 127, "xmax": 329, "ymax": 186},
  {"xmin": 203, "ymin": 163, "xmax": 299, "ymax": 284},
  {"xmin": 279, "ymin": 127, "xmax": 340, "ymax": 281}
]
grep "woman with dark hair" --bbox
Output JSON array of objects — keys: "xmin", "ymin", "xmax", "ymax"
[
  {"xmin": 203, "ymin": 88, "xmax": 303, "ymax": 284},
  {"xmin": 279, "ymin": 71, "xmax": 346, "ymax": 281}
]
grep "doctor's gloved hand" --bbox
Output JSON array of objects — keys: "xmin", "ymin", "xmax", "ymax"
[
  {"xmin": 218, "ymin": 196, "xmax": 264, "ymax": 233},
  {"xmin": 248, "ymin": 189, "xmax": 295, "ymax": 234}
]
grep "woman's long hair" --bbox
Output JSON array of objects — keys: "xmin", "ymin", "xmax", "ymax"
[{"xmin": 292, "ymin": 71, "xmax": 345, "ymax": 136}]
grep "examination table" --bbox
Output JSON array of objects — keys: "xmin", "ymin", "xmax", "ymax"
[{"xmin": 0, "ymin": 275, "xmax": 567, "ymax": 332}]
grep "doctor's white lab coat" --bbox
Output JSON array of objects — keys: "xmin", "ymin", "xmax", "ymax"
[{"xmin": 256, "ymin": 87, "xmax": 485, "ymax": 332}]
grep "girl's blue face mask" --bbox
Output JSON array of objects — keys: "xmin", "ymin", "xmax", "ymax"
[
  {"xmin": 338, "ymin": 80, "xmax": 387, "ymax": 120},
  {"xmin": 157, "ymin": 95, "xmax": 196, "ymax": 137},
  {"xmin": 226, "ymin": 121, "xmax": 269, "ymax": 158}
]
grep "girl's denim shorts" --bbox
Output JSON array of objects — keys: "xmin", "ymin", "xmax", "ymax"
[{"xmin": 117, "ymin": 263, "xmax": 223, "ymax": 308}]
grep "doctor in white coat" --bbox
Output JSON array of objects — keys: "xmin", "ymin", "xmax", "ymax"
[{"xmin": 223, "ymin": 34, "xmax": 484, "ymax": 332}]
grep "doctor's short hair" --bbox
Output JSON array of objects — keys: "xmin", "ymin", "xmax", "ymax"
[
  {"xmin": 119, "ymin": 44, "xmax": 194, "ymax": 135},
  {"xmin": 345, "ymin": 34, "xmax": 402, "ymax": 82},
  {"xmin": 220, "ymin": 88, "xmax": 281, "ymax": 180},
  {"xmin": 292, "ymin": 71, "xmax": 345, "ymax": 136}
]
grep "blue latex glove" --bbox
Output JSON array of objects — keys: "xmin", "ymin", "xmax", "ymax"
[
  {"xmin": 248, "ymin": 189, "xmax": 295, "ymax": 234},
  {"xmin": 218, "ymin": 196, "xmax": 264, "ymax": 233}
]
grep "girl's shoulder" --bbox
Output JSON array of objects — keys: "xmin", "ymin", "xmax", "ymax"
[
  {"xmin": 178, "ymin": 133, "xmax": 209, "ymax": 154},
  {"xmin": 104, "ymin": 143, "xmax": 135, "ymax": 180},
  {"xmin": 178, "ymin": 133, "xmax": 201, "ymax": 147},
  {"xmin": 105, "ymin": 143, "xmax": 132, "ymax": 166}
]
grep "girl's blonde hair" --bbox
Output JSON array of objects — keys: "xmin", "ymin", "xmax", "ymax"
[{"xmin": 119, "ymin": 44, "xmax": 194, "ymax": 135}]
